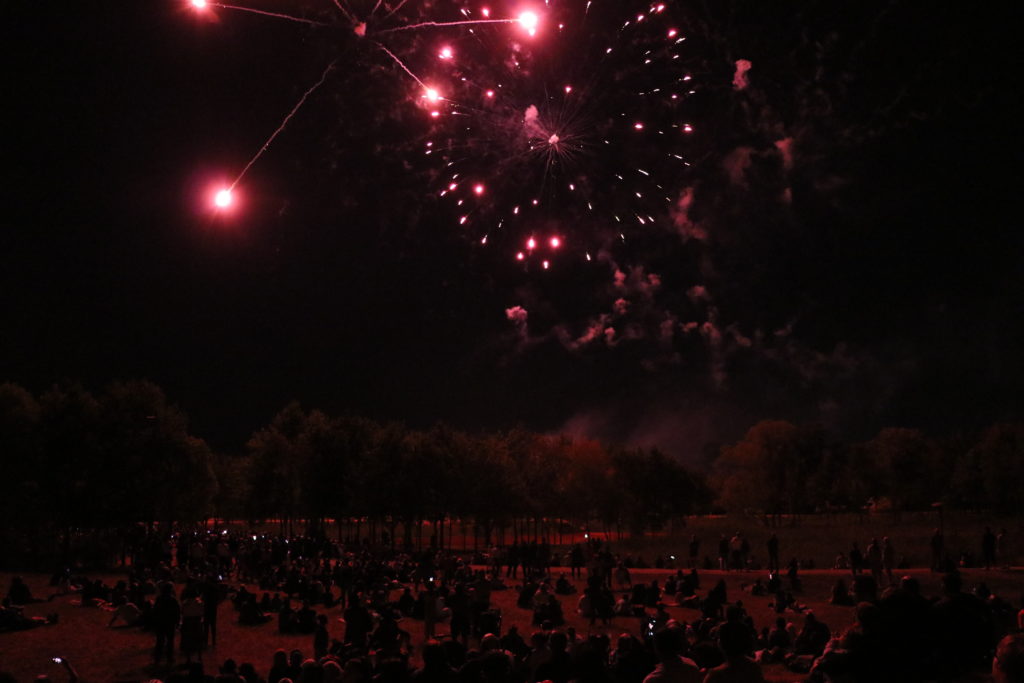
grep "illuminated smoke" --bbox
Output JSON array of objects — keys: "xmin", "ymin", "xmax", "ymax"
[{"xmin": 733, "ymin": 59, "xmax": 752, "ymax": 90}]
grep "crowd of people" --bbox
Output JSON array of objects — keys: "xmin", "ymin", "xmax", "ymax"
[{"xmin": 1, "ymin": 527, "xmax": 1022, "ymax": 682}]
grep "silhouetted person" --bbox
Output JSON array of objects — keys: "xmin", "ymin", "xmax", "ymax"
[
  {"xmin": 983, "ymin": 527, "xmax": 997, "ymax": 570},
  {"xmin": 642, "ymin": 627, "xmax": 700, "ymax": 683},
  {"xmin": 930, "ymin": 529, "xmax": 944, "ymax": 572},
  {"xmin": 992, "ymin": 633, "xmax": 1024, "ymax": 683},
  {"xmin": 152, "ymin": 582, "xmax": 181, "ymax": 665}
]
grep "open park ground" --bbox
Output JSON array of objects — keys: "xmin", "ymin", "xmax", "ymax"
[{"xmin": 1, "ymin": 514, "xmax": 1021, "ymax": 682}]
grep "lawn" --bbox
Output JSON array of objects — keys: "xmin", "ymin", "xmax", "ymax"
[{"xmin": 2, "ymin": 563, "xmax": 1020, "ymax": 683}]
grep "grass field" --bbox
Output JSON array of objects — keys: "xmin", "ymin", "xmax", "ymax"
[{"xmin": 2, "ymin": 562, "xmax": 1021, "ymax": 683}]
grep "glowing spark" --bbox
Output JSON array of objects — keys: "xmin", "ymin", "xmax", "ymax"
[
  {"xmin": 548, "ymin": 133, "xmax": 560, "ymax": 145},
  {"xmin": 516, "ymin": 252, "xmax": 525, "ymax": 261},
  {"xmin": 200, "ymin": 2, "xmax": 331, "ymax": 27},
  {"xmin": 564, "ymin": 85, "xmax": 573, "ymax": 94},
  {"xmin": 667, "ymin": 28, "xmax": 678, "ymax": 38},
  {"xmin": 550, "ymin": 236, "xmax": 561, "ymax": 248},
  {"xmin": 214, "ymin": 188, "xmax": 232, "ymax": 208},
  {"xmin": 225, "ymin": 60, "xmax": 336, "ymax": 197},
  {"xmin": 634, "ymin": 122, "xmax": 644, "ymax": 130},
  {"xmin": 482, "ymin": 7, "xmax": 491, "ymax": 17},
  {"xmin": 527, "ymin": 237, "xmax": 536, "ymax": 249},
  {"xmin": 542, "ymin": 260, "xmax": 550, "ymax": 269},
  {"xmin": 439, "ymin": 46, "xmax": 454, "ymax": 60},
  {"xmin": 518, "ymin": 11, "xmax": 539, "ymax": 35},
  {"xmin": 449, "ymin": 183, "xmax": 458, "ymax": 190},
  {"xmin": 474, "ymin": 184, "xmax": 485, "ymax": 195},
  {"xmin": 378, "ymin": 15, "xmax": 530, "ymax": 35},
  {"xmin": 485, "ymin": 89, "xmax": 495, "ymax": 98},
  {"xmin": 683, "ymin": 123, "xmax": 693, "ymax": 133},
  {"xmin": 424, "ymin": 87, "xmax": 441, "ymax": 102},
  {"xmin": 460, "ymin": 215, "xmax": 468, "ymax": 224}
]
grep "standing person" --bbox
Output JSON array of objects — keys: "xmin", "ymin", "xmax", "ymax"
[
  {"xmin": 343, "ymin": 597, "xmax": 372, "ymax": 649},
  {"xmin": 983, "ymin": 527, "xmax": 997, "ymax": 570},
  {"xmin": 866, "ymin": 538, "xmax": 883, "ymax": 585},
  {"xmin": 882, "ymin": 537, "xmax": 896, "ymax": 585},
  {"xmin": 507, "ymin": 543, "xmax": 520, "ymax": 579},
  {"xmin": 997, "ymin": 528, "xmax": 1010, "ymax": 568},
  {"xmin": 422, "ymin": 582, "xmax": 438, "ymax": 640},
  {"xmin": 849, "ymin": 543, "xmax": 863, "ymax": 576},
  {"xmin": 767, "ymin": 534, "xmax": 780, "ymax": 573},
  {"xmin": 314, "ymin": 614, "xmax": 329, "ymax": 659},
  {"xmin": 152, "ymin": 582, "xmax": 181, "ymax": 665},
  {"xmin": 202, "ymin": 577, "xmax": 222, "ymax": 647},
  {"xmin": 930, "ymin": 529, "xmax": 944, "ymax": 572},
  {"xmin": 180, "ymin": 589, "xmax": 204, "ymax": 664},
  {"xmin": 729, "ymin": 533, "xmax": 744, "ymax": 571},
  {"xmin": 718, "ymin": 536, "xmax": 729, "ymax": 571},
  {"xmin": 570, "ymin": 544, "xmax": 584, "ymax": 579}
]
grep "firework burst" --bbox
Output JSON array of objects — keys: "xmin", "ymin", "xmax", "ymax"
[{"xmin": 186, "ymin": 0, "xmax": 698, "ymax": 269}]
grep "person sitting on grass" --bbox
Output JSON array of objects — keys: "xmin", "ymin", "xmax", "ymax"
[
  {"xmin": 642, "ymin": 626, "xmax": 701, "ymax": 683},
  {"xmin": 828, "ymin": 579, "xmax": 854, "ymax": 606},
  {"xmin": 992, "ymin": 633, "xmax": 1024, "ymax": 683},
  {"xmin": 5, "ymin": 576, "xmax": 48, "ymax": 607},
  {"xmin": 108, "ymin": 601, "xmax": 143, "ymax": 628},
  {"xmin": 704, "ymin": 619, "xmax": 766, "ymax": 683}
]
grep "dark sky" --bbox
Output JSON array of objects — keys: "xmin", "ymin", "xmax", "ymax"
[{"xmin": 4, "ymin": 1, "xmax": 1022, "ymax": 461}]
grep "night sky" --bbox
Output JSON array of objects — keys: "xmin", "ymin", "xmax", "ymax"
[{"xmin": 5, "ymin": 1, "xmax": 1021, "ymax": 461}]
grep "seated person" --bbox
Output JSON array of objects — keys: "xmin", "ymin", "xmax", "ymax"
[
  {"xmin": 554, "ymin": 574, "xmax": 576, "ymax": 595},
  {"xmin": 108, "ymin": 602, "xmax": 143, "ymax": 628}
]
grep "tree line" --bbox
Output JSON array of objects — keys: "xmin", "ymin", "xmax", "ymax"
[{"xmin": 0, "ymin": 380, "xmax": 1020, "ymax": 566}]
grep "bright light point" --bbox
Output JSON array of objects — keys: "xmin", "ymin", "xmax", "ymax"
[
  {"xmin": 191, "ymin": 0, "xmax": 207, "ymax": 8},
  {"xmin": 516, "ymin": 252, "xmax": 525, "ymax": 261},
  {"xmin": 550, "ymin": 236, "xmax": 561, "ymax": 248},
  {"xmin": 569, "ymin": 183, "xmax": 575, "ymax": 191},
  {"xmin": 430, "ymin": 111, "xmax": 440, "ymax": 118},
  {"xmin": 548, "ymin": 133, "xmax": 560, "ymax": 145},
  {"xmin": 459, "ymin": 216, "xmax": 468, "ymax": 225},
  {"xmin": 439, "ymin": 46, "xmax": 454, "ymax": 60},
  {"xmin": 518, "ymin": 11, "xmax": 539, "ymax": 34},
  {"xmin": 424, "ymin": 88, "xmax": 441, "ymax": 102},
  {"xmin": 474, "ymin": 184, "xmax": 485, "ymax": 195},
  {"xmin": 485, "ymin": 90, "xmax": 495, "ymax": 98},
  {"xmin": 542, "ymin": 260, "xmax": 550, "ymax": 269},
  {"xmin": 655, "ymin": 4, "xmax": 666, "ymax": 12},
  {"xmin": 586, "ymin": 253, "xmax": 592, "ymax": 261},
  {"xmin": 683, "ymin": 123, "xmax": 694, "ymax": 133},
  {"xmin": 532, "ymin": 199, "xmax": 539, "ymax": 206},
  {"xmin": 449, "ymin": 183, "xmax": 458, "ymax": 191},
  {"xmin": 482, "ymin": 7, "xmax": 491, "ymax": 17},
  {"xmin": 634, "ymin": 122, "xmax": 644, "ymax": 130},
  {"xmin": 527, "ymin": 237, "xmax": 536, "ymax": 249},
  {"xmin": 214, "ymin": 188, "xmax": 232, "ymax": 208},
  {"xmin": 668, "ymin": 29, "xmax": 678, "ymax": 38},
  {"xmin": 564, "ymin": 85, "xmax": 573, "ymax": 94}
]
